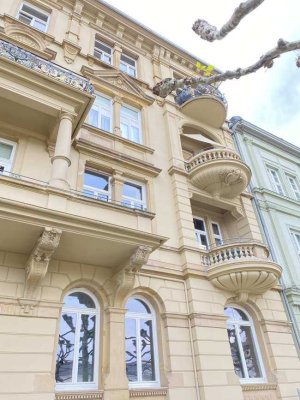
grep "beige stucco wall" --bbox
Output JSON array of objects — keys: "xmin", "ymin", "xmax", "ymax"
[{"xmin": 0, "ymin": 1, "xmax": 299, "ymax": 400}]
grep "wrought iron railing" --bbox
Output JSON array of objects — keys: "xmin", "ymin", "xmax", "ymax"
[
  {"xmin": 0, "ymin": 39, "xmax": 94, "ymax": 94},
  {"xmin": 175, "ymin": 84, "xmax": 227, "ymax": 107}
]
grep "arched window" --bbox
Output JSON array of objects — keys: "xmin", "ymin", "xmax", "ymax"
[
  {"xmin": 55, "ymin": 290, "xmax": 99, "ymax": 391},
  {"xmin": 125, "ymin": 297, "xmax": 160, "ymax": 387},
  {"xmin": 225, "ymin": 307, "xmax": 266, "ymax": 383}
]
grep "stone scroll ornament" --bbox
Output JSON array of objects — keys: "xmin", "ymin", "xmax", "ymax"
[
  {"xmin": 25, "ymin": 227, "xmax": 62, "ymax": 298},
  {"xmin": 0, "ymin": 39, "xmax": 94, "ymax": 94}
]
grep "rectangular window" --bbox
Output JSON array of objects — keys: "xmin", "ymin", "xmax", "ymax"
[
  {"xmin": 17, "ymin": 3, "xmax": 49, "ymax": 32},
  {"xmin": 287, "ymin": 175, "xmax": 300, "ymax": 200},
  {"xmin": 212, "ymin": 222, "xmax": 223, "ymax": 246},
  {"xmin": 83, "ymin": 171, "xmax": 111, "ymax": 202},
  {"xmin": 0, "ymin": 138, "xmax": 16, "ymax": 173},
  {"xmin": 120, "ymin": 105, "xmax": 141, "ymax": 144},
  {"xmin": 120, "ymin": 54, "xmax": 136, "ymax": 77},
  {"xmin": 291, "ymin": 230, "xmax": 300, "ymax": 255},
  {"xmin": 193, "ymin": 218, "xmax": 209, "ymax": 249},
  {"xmin": 267, "ymin": 167, "xmax": 285, "ymax": 195},
  {"xmin": 122, "ymin": 181, "xmax": 146, "ymax": 210},
  {"xmin": 94, "ymin": 40, "xmax": 112, "ymax": 64},
  {"xmin": 88, "ymin": 94, "xmax": 112, "ymax": 132}
]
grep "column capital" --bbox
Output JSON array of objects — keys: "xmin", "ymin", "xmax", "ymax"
[{"xmin": 60, "ymin": 111, "xmax": 75, "ymax": 123}]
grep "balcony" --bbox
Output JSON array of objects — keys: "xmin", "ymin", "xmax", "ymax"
[
  {"xmin": 186, "ymin": 148, "xmax": 251, "ymax": 198},
  {"xmin": 0, "ymin": 39, "xmax": 94, "ymax": 141},
  {"xmin": 0, "ymin": 171, "xmax": 166, "ymax": 269},
  {"xmin": 205, "ymin": 239, "xmax": 282, "ymax": 303},
  {"xmin": 175, "ymin": 84, "xmax": 227, "ymax": 128}
]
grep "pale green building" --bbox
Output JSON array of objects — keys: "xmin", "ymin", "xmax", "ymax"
[{"xmin": 230, "ymin": 117, "xmax": 300, "ymax": 345}]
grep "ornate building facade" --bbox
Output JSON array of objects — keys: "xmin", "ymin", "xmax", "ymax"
[
  {"xmin": 0, "ymin": 1, "xmax": 299, "ymax": 400},
  {"xmin": 231, "ymin": 117, "xmax": 300, "ymax": 343}
]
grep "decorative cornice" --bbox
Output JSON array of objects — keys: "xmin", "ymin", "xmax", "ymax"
[
  {"xmin": 129, "ymin": 388, "xmax": 168, "ymax": 397},
  {"xmin": 55, "ymin": 392, "xmax": 104, "ymax": 400},
  {"xmin": 242, "ymin": 383, "xmax": 277, "ymax": 392}
]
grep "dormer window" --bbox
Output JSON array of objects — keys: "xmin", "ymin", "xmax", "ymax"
[
  {"xmin": 17, "ymin": 3, "xmax": 49, "ymax": 32},
  {"xmin": 94, "ymin": 40, "xmax": 112, "ymax": 64},
  {"xmin": 120, "ymin": 54, "xmax": 136, "ymax": 77}
]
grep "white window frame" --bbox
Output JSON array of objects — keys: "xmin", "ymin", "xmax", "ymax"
[
  {"xmin": 122, "ymin": 180, "xmax": 147, "ymax": 211},
  {"xmin": 120, "ymin": 104, "xmax": 142, "ymax": 144},
  {"xmin": 94, "ymin": 39, "xmax": 112, "ymax": 64},
  {"xmin": 83, "ymin": 170, "xmax": 111, "ymax": 202},
  {"xmin": 125, "ymin": 296, "xmax": 160, "ymax": 389},
  {"xmin": 287, "ymin": 175, "xmax": 300, "ymax": 201},
  {"xmin": 211, "ymin": 221, "xmax": 223, "ymax": 246},
  {"xmin": 0, "ymin": 138, "xmax": 16, "ymax": 173},
  {"xmin": 88, "ymin": 93, "xmax": 113, "ymax": 132},
  {"xmin": 267, "ymin": 167, "xmax": 285, "ymax": 196},
  {"xmin": 17, "ymin": 2, "xmax": 50, "ymax": 32},
  {"xmin": 120, "ymin": 53, "xmax": 137, "ymax": 77},
  {"xmin": 56, "ymin": 289, "xmax": 100, "ymax": 392},
  {"xmin": 225, "ymin": 306, "xmax": 266, "ymax": 384},
  {"xmin": 193, "ymin": 217, "xmax": 209, "ymax": 249},
  {"xmin": 291, "ymin": 230, "xmax": 300, "ymax": 256}
]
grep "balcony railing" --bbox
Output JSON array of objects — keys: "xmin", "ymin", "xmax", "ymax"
[
  {"xmin": 175, "ymin": 84, "xmax": 227, "ymax": 108},
  {"xmin": 0, "ymin": 39, "xmax": 94, "ymax": 94},
  {"xmin": 0, "ymin": 171, "xmax": 150, "ymax": 213},
  {"xmin": 186, "ymin": 148, "xmax": 241, "ymax": 173}
]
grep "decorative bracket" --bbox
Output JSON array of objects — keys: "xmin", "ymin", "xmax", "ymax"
[
  {"xmin": 107, "ymin": 245, "xmax": 152, "ymax": 307},
  {"xmin": 24, "ymin": 227, "xmax": 62, "ymax": 298}
]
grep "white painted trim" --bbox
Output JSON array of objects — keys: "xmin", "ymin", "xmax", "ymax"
[
  {"xmin": 225, "ymin": 306, "xmax": 267, "ymax": 384},
  {"xmin": 193, "ymin": 217, "xmax": 209, "ymax": 249},
  {"xmin": 17, "ymin": 2, "xmax": 50, "ymax": 32},
  {"xmin": 120, "ymin": 104, "xmax": 142, "ymax": 144},
  {"xmin": 122, "ymin": 180, "xmax": 147, "ymax": 210},
  {"xmin": 56, "ymin": 289, "xmax": 100, "ymax": 392},
  {"xmin": 125, "ymin": 296, "xmax": 160, "ymax": 389},
  {"xmin": 89, "ymin": 93, "xmax": 113, "ymax": 133},
  {"xmin": 0, "ymin": 138, "xmax": 17, "ymax": 173}
]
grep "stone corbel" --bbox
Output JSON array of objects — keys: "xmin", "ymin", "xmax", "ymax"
[
  {"xmin": 62, "ymin": 39, "xmax": 81, "ymax": 64},
  {"xmin": 24, "ymin": 227, "xmax": 62, "ymax": 298},
  {"xmin": 230, "ymin": 205, "xmax": 245, "ymax": 220},
  {"xmin": 107, "ymin": 245, "xmax": 152, "ymax": 307}
]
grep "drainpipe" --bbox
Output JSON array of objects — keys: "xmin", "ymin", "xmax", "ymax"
[{"xmin": 230, "ymin": 119, "xmax": 300, "ymax": 354}]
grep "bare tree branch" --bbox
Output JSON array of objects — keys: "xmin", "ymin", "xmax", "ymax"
[
  {"xmin": 192, "ymin": 0, "xmax": 265, "ymax": 42},
  {"xmin": 153, "ymin": 39, "xmax": 300, "ymax": 98}
]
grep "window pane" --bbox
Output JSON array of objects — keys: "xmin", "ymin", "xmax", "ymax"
[
  {"xmin": 121, "ymin": 54, "xmax": 136, "ymax": 67},
  {"xmin": 95, "ymin": 41, "xmax": 112, "ymax": 55},
  {"xmin": 33, "ymin": 19, "xmax": 46, "ymax": 31},
  {"xmin": 227, "ymin": 324, "xmax": 245, "ymax": 378},
  {"xmin": 193, "ymin": 218, "xmax": 205, "ymax": 231},
  {"xmin": 89, "ymin": 108, "xmax": 99, "ymax": 127},
  {"xmin": 101, "ymin": 115, "xmax": 111, "ymax": 132},
  {"xmin": 239, "ymin": 326, "xmax": 262, "ymax": 378},
  {"xmin": 225, "ymin": 307, "xmax": 248, "ymax": 321},
  {"xmin": 212, "ymin": 223, "xmax": 220, "ymax": 235},
  {"xmin": 0, "ymin": 143, "xmax": 13, "ymax": 160},
  {"xmin": 123, "ymin": 183, "xmax": 142, "ymax": 200},
  {"xmin": 126, "ymin": 298, "xmax": 151, "ymax": 314},
  {"xmin": 64, "ymin": 292, "xmax": 96, "ymax": 309},
  {"xmin": 122, "ymin": 106, "xmax": 138, "ymax": 120},
  {"xmin": 77, "ymin": 314, "xmax": 96, "ymax": 382},
  {"xmin": 84, "ymin": 172, "xmax": 109, "ymax": 191},
  {"xmin": 18, "ymin": 13, "xmax": 32, "ymax": 24},
  {"xmin": 22, "ymin": 4, "xmax": 48, "ymax": 21},
  {"xmin": 128, "ymin": 67, "xmax": 136, "ymax": 77},
  {"xmin": 130, "ymin": 126, "xmax": 140, "ymax": 143},
  {"xmin": 125, "ymin": 318, "xmax": 137, "ymax": 382},
  {"xmin": 120, "ymin": 62, "xmax": 127, "ymax": 73},
  {"xmin": 56, "ymin": 313, "xmax": 77, "ymax": 383},
  {"xmin": 140, "ymin": 319, "xmax": 155, "ymax": 381}
]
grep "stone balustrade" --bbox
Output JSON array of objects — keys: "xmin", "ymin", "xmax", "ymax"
[{"xmin": 186, "ymin": 148, "xmax": 241, "ymax": 172}]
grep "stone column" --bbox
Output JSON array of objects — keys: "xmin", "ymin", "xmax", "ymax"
[
  {"xmin": 50, "ymin": 112, "xmax": 74, "ymax": 189},
  {"xmin": 111, "ymin": 171, "xmax": 125, "ymax": 205},
  {"xmin": 103, "ymin": 307, "xmax": 129, "ymax": 400},
  {"xmin": 113, "ymin": 96, "xmax": 122, "ymax": 136}
]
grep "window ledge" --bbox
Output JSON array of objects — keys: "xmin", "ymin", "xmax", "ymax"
[
  {"xmin": 55, "ymin": 391, "xmax": 103, "ymax": 400},
  {"xmin": 241, "ymin": 383, "xmax": 277, "ymax": 392},
  {"xmin": 129, "ymin": 388, "xmax": 168, "ymax": 397}
]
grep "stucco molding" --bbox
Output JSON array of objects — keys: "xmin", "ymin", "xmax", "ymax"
[
  {"xmin": 242, "ymin": 383, "xmax": 277, "ymax": 391},
  {"xmin": 129, "ymin": 388, "xmax": 168, "ymax": 397},
  {"xmin": 25, "ymin": 227, "xmax": 62, "ymax": 298},
  {"xmin": 55, "ymin": 392, "xmax": 104, "ymax": 400}
]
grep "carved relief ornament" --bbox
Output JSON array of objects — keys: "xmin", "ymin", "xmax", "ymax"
[{"xmin": 25, "ymin": 227, "xmax": 62, "ymax": 298}]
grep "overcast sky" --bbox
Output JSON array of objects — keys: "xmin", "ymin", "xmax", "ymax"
[{"xmin": 103, "ymin": 0, "xmax": 300, "ymax": 146}]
